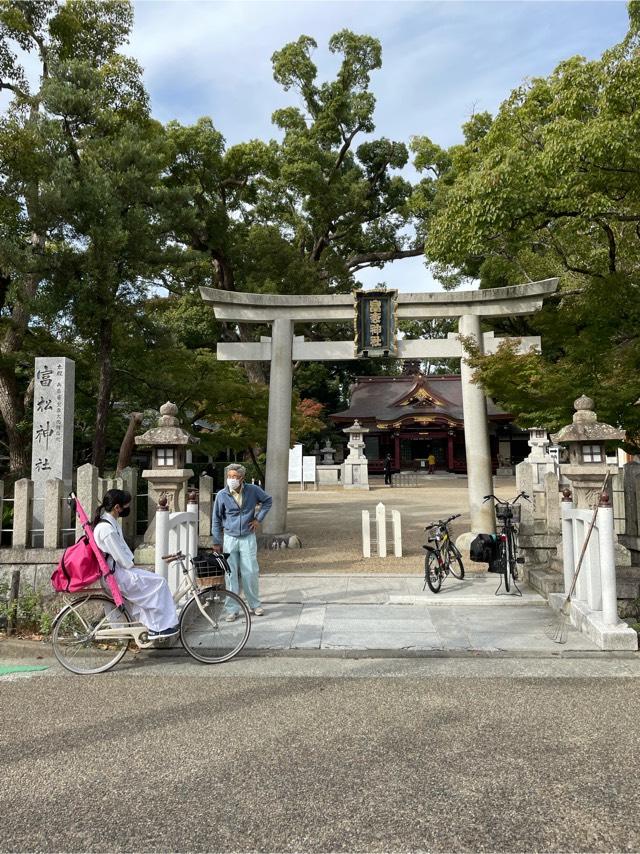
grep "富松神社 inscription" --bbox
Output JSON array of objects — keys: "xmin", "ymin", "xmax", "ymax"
[{"xmin": 30, "ymin": 357, "xmax": 75, "ymax": 537}]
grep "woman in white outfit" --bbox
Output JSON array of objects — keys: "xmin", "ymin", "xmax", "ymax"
[{"xmin": 92, "ymin": 489, "xmax": 179, "ymax": 639}]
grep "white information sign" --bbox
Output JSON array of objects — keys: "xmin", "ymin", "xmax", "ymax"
[
  {"xmin": 302, "ymin": 455, "xmax": 316, "ymax": 483},
  {"xmin": 288, "ymin": 443, "xmax": 303, "ymax": 482}
]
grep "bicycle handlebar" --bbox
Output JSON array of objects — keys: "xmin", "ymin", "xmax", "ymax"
[
  {"xmin": 483, "ymin": 491, "xmax": 530, "ymax": 505},
  {"xmin": 425, "ymin": 513, "xmax": 460, "ymax": 530},
  {"xmin": 161, "ymin": 551, "xmax": 184, "ymax": 562}
]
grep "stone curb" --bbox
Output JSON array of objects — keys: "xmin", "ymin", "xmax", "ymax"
[{"xmin": 2, "ymin": 635, "xmax": 639, "ymax": 664}]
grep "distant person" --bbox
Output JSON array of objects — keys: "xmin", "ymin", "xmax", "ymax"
[
  {"xmin": 427, "ymin": 453, "xmax": 436, "ymax": 474},
  {"xmin": 384, "ymin": 453, "xmax": 393, "ymax": 486},
  {"xmin": 212, "ymin": 464, "xmax": 273, "ymax": 619}
]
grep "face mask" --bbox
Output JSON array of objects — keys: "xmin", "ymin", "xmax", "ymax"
[
  {"xmin": 119, "ymin": 507, "xmax": 131, "ymax": 518},
  {"xmin": 227, "ymin": 478, "xmax": 240, "ymax": 491}
]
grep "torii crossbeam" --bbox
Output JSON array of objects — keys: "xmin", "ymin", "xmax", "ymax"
[{"xmin": 200, "ymin": 278, "xmax": 558, "ymax": 537}]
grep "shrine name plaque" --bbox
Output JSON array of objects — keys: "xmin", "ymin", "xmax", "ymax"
[{"xmin": 354, "ymin": 289, "xmax": 397, "ymax": 357}]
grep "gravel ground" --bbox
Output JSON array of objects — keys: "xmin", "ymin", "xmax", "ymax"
[{"xmin": 260, "ymin": 476, "xmax": 517, "ymax": 574}]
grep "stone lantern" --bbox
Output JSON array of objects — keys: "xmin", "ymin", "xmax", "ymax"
[
  {"xmin": 551, "ymin": 395, "xmax": 624, "ymax": 510},
  {"xmin": 134, "ymin": 402, "xmax": 199, "ymax": 542},
  {"xmin": 342, "ymin": 420, "xmax": 370, "ymax": 490}
]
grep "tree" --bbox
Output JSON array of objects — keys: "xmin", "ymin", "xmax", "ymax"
[
  {"xmin": 413, "ymin": 3, "xmax": 640, "ymax": 440},
  {"xmin": 0, "ymin": 0, "xmax": 161, "ymax": 473}
]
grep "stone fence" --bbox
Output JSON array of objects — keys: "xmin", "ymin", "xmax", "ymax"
[
  {"xmin": 0, "ymin": 464, "xmax": 217, "ymax": 592},
  {"xmin": 516, "ymin": 456, "xmax": 636, "ymax": 600}
]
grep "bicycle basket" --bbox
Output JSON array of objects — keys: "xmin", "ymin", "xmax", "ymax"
[
  {"xmin": 191, "ymin": 551, "xmax": 230, "ymax": 587},
  {"xmin": 496, "ymin": 504, "xmax": 520, "ymax": 523}
]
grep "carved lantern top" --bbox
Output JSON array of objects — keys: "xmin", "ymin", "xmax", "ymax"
[
  {"xmin": 134, "ymin": 401, "xmax": 199, "ymax": 448},
  {"xmin": 343, "ymin": 419, "xmax": 369, "ymax": 437},
  {"xmin": 550, "ymin": 395, "xmax": 624, "ymax": 446}
]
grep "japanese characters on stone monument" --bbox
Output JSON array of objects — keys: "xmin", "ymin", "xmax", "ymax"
[{"xmin": 30, "ymin": 357, "xmax": 75, "ymax": 534}]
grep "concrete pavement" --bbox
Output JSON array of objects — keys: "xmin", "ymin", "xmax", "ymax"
[{"xmin": 245, "ymin": 572, "xmax": 602, "ymax": 653}]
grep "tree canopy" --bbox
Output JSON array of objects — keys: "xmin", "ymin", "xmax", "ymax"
[{"xmin": 412, "ymin": 2, "xmax": 640, "ymax": 441}]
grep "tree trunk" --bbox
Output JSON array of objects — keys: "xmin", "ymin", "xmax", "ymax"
[
  {"xmin": 116, "ymin": 412, "xmax": 143, "ymax": 474},
  {"xmin": 92, "ymin": 320, "xmax": 113, "ymax": 472},
  {"xmin": 0, "ymin": 366, "xmax": 29, "ymax": 477},
  {"xmin": 247, "ymin": 445, "xmax": 265, "ymax": 483}
]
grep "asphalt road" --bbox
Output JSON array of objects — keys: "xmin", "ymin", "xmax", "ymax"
[{"xmin": 2, "ymin": 662, "xmax": 640, "ymax": 853}]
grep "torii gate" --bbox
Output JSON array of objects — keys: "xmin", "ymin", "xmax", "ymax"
[{"xmin": 200, "ymin": 278, "xmax": 558, "ymax": 538}]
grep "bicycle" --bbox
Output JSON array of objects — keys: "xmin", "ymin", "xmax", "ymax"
[
  {"xmin": 51, "ymin": 550, "xmax": 251, "ymax": 674},
  {"xmin": 482, "ymin": 491, "xmax": 530, "ymax": 595},
  {"xmin": 423, "ymin": 513, "xmax": 465, "ymax": 593}
]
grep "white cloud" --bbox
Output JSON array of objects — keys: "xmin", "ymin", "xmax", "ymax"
[{"xmin": 126, "ymin": 0, "xmax": 630, "ymax": 291}]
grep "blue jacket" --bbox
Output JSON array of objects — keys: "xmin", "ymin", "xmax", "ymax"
[{"xmin": 212, "ymin": 483, "xmax": 273, "ymax": 543}]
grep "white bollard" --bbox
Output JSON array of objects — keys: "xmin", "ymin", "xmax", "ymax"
[
  {"xmin": 155, "ymin": 502, "xmax": 170, "ymax": 582},
  {"xmin": 376, "ymin": 502, "xmax": 386, "ymax": 557},
  {"xmin": 392, "ymin": 509, "xmax": 402, "ymax": 557},
  {"xmin": 561, "ymin": 493, "xmax": 575, "ymax": 594},
  {"xmin": 362, "ymin": 510, "xmax": 371, "ymax": 558},
  {"xmin": 598, "ymin": 502, "xmax": 618, "ymax": 626},
  {"xmin": 187, "ymin": 497, "xmax": 199, "ymax": 564}
]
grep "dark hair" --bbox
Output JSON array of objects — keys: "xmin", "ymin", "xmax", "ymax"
[{"xmin": 93, "ymin": 489, "xmax": 132, "ymax": 526}]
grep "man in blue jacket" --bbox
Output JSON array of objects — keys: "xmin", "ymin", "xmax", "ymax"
[{"xmin": 212, "ymin": 464, "xmax": 273, "ymax": 620}]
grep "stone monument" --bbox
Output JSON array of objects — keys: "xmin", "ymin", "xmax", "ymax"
[
  {"xmin": 320, "ymin": 438, "xmax": 336, "ymax": 465},
  {"xmin": 342, "ymin": 420, "xmax": 370, "ymax": 490},
  {"xmin": 30, "ymin": 357, "xmax": 75, "ymax": 542}
]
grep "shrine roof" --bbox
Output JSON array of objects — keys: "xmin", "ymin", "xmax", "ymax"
[{"xmin": 330, "ymin": 374, "xmax": 509, "ymax": 426}]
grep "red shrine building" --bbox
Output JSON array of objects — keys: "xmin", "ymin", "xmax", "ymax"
[{"xmin": 330, "ymin": 372, "xmax": 528, "ymax": 475}]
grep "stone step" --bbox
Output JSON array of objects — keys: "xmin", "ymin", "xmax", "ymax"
[{"xmin": 526, "ymin": 565, "xmax": 564, "ymax": 600}]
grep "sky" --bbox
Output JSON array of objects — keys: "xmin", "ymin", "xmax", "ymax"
[{"xmin": 126, "ymin": 0, "xmax": 630, "ymax": 293}]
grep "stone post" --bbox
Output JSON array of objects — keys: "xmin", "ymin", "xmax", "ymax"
[
  {"xmin": 119, "ymin": 467, "xmax": 138, "ymax": 548},
  {"xmin": 155, "ymin": 495, "xmax": 170, "ymax": 581},
  {"xmin": 263, "ymin": 317, "xmax": 294, "ymax": 535},
  {"xmin": 362, "ymin": 510, "xmax": 371, "ymax": 558},
  {"xmin": 458, "ymin": 314, "xmax": 494, "ymax": 535},
  {"xmin": 376, "ymin": 502, "xmax": 386, "ymax": 557},
  {"xmin": 198, "ymin": 474, "xmax": 214, "ymax": 542},
  {"xmin": 13, "ymin": 478, "xmax": 32, "ymax": 549},
  {"xmin": 76, "ymin": 464, "xmax": 99, "ymax": 539},
  {"xmin": 392, "ymin": 509, "xmax": 402, "ymax": 557},
  {"xmin": 31, "ymin": 357, "xmax": 75, "ymax": 533},
  {"xmin": 187, "ymin": 489, "xmax": 199, "ymax": 561},
  {"xmin": 44, "ymin": 478, "xmax": 64, "ymax": 549},
  {"xmin": 598, "ymin": 493, "xmax": 618, "ymax": 626}
]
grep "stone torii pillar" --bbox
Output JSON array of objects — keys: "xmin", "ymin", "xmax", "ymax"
[{"xmin": 200, "ymin": 279, "xmax": 558, "ymax": 535}]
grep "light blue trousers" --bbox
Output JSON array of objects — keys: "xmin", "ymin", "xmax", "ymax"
[{"xmin": 223, "ymin": 532, "xmax": 261, "ymax": 612}]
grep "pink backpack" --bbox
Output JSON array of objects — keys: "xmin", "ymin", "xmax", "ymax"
[{"xmin": 51, "ymin": 522, "xmax": 109, "ymax": 593}]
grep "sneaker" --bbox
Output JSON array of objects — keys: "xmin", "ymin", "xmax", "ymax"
[
  {"xmin": 253, "ymin": 607, "xmax": 265, "ymax": 616},
  {"xmin": 148, "ymin": 624, "xmax": 180, "ymax": 639},
  {"xmin": 225, "ymin": 612, "xmax": 238, "ymax": 622}
]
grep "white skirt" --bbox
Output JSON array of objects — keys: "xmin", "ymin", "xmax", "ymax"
[{"xmin": 114, "ymin": 566, "xmax": 177, "ymax": 632}]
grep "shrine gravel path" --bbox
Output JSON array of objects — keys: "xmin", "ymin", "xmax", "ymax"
[
  {"xmin": 1, "ymin": 669, "xmax": 639, "ymax": 853},
  {"xmin": 259, "ymin": 474, "xmax": 515, "ymax": 574}
]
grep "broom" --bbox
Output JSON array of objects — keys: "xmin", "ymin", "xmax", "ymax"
[{"xmin": 545, "ymin": 473, "xmax": 609, "ymax": 644}]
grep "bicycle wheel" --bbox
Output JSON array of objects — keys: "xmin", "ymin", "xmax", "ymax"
[
  {"xmin": 180, "ymin": 587, "xmax": 251, "ymax": 664},
  {"xmin": 446, "ymin": 543, "xmax": 465, "ymax": 580},
  {"xmin": 497, "ymin": 540, "xmax": 510, "ymax": 592},
  {"xmin": 509, "ymin": 528, "xmax": 519, "ymax": 580},
  {"xmin": 52, "ymin": 595, "xmax": 131, "ymax": 675},
  {"xmin": 424, "ymin": 551, "xmax": 442, "ymax": 593}
]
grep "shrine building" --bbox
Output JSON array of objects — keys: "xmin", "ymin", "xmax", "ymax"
[{"xmin": 330, "ymin": 369, "xmax": 527, "ymax": 475}]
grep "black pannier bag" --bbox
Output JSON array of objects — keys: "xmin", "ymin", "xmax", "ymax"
[{"xmin": 469, "ymin": 534, "xmax": 501, "ymax": 572}]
